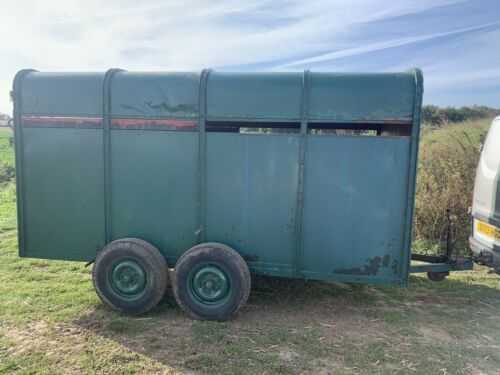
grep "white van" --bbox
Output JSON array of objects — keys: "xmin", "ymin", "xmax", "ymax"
[{"xmin": 470, "ymin": 116, "xmax": 500, "ymax": 269}]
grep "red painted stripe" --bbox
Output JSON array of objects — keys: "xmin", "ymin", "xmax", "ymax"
[
  {"xmin": 21, "ymin": 116, "xmax": 198, "ymax": 130},
  {"xmin": 22, "ymin": 115, "xmax": 102, "ymax": 126},
  {"xmin": 111, "ymin": 118, "xmax": 197, "ymax": 129}
]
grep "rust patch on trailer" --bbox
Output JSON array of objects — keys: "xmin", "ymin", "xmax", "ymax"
[
  {"xmin": 120, "ymin": 104, "xmax": 147, "ymax": 115},
  {"xmin": 119, "ymin": 101, "xmax": 198, "ymax": 117},
  {"xmin": 145, "ymin": 101, "xmax": 198, "ymax": 116},
  {"xmin": 335, "ymin": 255, "xmax": 392, "ymax": 276}
]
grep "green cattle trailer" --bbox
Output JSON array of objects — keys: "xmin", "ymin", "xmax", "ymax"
[{"xmin": 13, "ymin": 68, "xmax": 463, "ymax": 320}]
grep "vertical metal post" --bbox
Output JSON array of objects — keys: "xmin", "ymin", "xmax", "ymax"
[
  {"xmin": 197, "ymin": 69, "xmax": 211, "ymax": 243},
  {"xmin": 401, "ymin": 68, "xmax": 424, "ymax": 286},
  {"xmin": 102, "ymin": 69, "xmax": 123, "ymax": 245},
  {"xmin": 294, "ymin": 70, "xmax": 310, "ymax": 276},
  {"xmin": 445, "ymin": 208, "xmax": 453, "ymax": 260},
  {"xmin": 12, "ymin": 69, "xmax": 37, "ymax": 256}
]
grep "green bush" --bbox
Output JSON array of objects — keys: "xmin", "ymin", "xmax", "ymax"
[
  {"xmin": 0, "ymin": 162, "xmax": 15, "ymax": 184},
  {"xmin": 421, "ymin": 105, "xmax": 499, "ymax": 127},
  {"xmin": 414, "ymin": 118, "xmax": 491, "ymax": 255}
]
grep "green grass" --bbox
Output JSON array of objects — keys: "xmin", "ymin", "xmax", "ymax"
[
  {"xmin": 0, "ymin": 129, "xmax": 14, "ymax": 167},
  {"xmin": 2, "ymin": 126, "xmax": 500, "ymax": 373}
]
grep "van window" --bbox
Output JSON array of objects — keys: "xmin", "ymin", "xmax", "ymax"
[{"xmin": 482, "ymin": 119, "xmax": 500, "ymax": 171}]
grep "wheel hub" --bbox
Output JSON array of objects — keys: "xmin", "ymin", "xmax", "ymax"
[
  {"xmin": 110, "ymin": 260, "xmax": 147, "ymax": 297},
  {"xmin": 190, "ymin": 265, "xmax": 230, "ymax": 304}
]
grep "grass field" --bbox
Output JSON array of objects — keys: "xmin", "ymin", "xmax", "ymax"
[{"xmin": 1, "ymin": 126, "xmax": 500, "ymax": 374}]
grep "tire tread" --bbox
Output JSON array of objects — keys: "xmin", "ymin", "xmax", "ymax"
[
  {"xmin": 92, "ymin": 238, "xmax": 168, "ymax": 315},
  {"xmin": 173, "ymin": 242, "xmax": 251, "ymax": 320}
]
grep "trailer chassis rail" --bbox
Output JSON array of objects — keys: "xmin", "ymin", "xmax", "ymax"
[
  {"xmin": 410, "ymin": 209, "xmax": 473, "ymax": 276},
  {"xmin": 410, "ymin": 253, "xmax": 473, "ymax": 274}
]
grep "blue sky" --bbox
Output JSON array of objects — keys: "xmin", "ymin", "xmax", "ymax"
[{"xmin": 1, "ymin": 0, "xmax": 499, "ymax": 113}]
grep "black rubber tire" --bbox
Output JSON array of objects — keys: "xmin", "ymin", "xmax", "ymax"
[
  {"xmin": 92, "ymin": 238, "xmax": 168, "ymax": 315},
  {"xmin": 427, "ymin": 271, "xmax": 448, "ymax": 282},
  {"xmin": 173, "ymin": 242, "xmax": 251, "ymax": 321}
]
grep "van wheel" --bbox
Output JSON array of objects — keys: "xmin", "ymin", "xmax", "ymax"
[
  {"xmin": 93, "ymin": 238, "xmax": 168, "ymax": 315},
  {"xmin": 427, "ymin": 271, "xmax": 448, "ymax": 282},
  {"xmin": 173, "ymin": 243, "xmax": 251, "ymax": 321}
]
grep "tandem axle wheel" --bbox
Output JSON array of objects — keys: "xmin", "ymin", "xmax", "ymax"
[
  {"xmin": 93, "ymin": 239, "xmax": 251, "ymax": 320},
  {"xmin": 92, "ymin": 238, "xmax": 169, "ymax": 315}
]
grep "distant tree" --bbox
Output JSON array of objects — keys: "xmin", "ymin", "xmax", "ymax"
[
  {"xmin": 421, "ymin": 105, "xmax": 500, "ymax": 126},
  {"xmin": 421, "ymin": 105, "xmax": 444, "ymax": 126},
  {"xmin": 0, "ymin": 113, "xmax": 11, "ymax": 128}
]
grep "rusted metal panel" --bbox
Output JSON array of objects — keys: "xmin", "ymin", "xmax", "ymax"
[
  {"xmin": 308, "ymin": 72, "xmax": 415, "ymax": 123},
  {"xmin": 300, "ymin": 135, "xmax": 411, "ymax": 283},
  {"xmin": 111, "ymin": 72, "xmax": 200, "ymax": 119},
  {"xmin": 207, "ymin": 72, "xmax": 302, "ymax": 121},
  {"xmin": 22, "ymin": 127, "xmax": 105, "ymax": 260},
  {"xmin": 21, "ymin": 72, "xmax": 104, "ymax": 116},
  {"xmin": 205, "ymin": 133, "xmax": 300, "ymax": 273},
  {"xmin": 110, "ymin": 131, "xmax": 199, "ymax": 265}
]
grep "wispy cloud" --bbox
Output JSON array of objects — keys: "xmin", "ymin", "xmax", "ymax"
[{"xmin": 275, "ymin": 21, "xmax": 500, "ymax": 69}]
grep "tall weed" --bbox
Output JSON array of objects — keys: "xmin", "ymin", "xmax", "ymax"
[{"xmin": 414, "ymin": 119, "xmax": 491, "ymax": 255}]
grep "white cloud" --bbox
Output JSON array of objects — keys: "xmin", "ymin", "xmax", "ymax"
[{"xmin": 0, "ymin": 0, "xmax": 495, "ymax": 113}]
